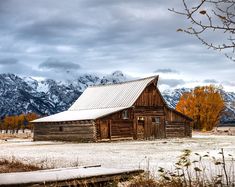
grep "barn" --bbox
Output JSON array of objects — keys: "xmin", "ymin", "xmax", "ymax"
[{"xmin": 32, "ymin": 76, "xmax": 192, "ymax": 142}]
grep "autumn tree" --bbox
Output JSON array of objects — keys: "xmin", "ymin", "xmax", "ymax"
[
  {"xmin": 18, "ymin": 114, "xmax": 26, "ymax": 132},
  {"xmin": 0, "ymin": 118, "xmax": 3, "ymax": 131},
  {"xmin": 3, "ymin": 116, "xmax": 17, "ymax": 133},
  {"xmin": 176, "ymin": 85, "xmax": 225, "ymax": 131},
  {"xmin": 1, "ymin": 113, "xmax": 40, "ymax": 132},
  {"xmin": 169, "ymin": 0, "xmax": 235, "ymax": 61},
  {"xmin": 24, "ymin": 113, "xmax": 40, "ymax": 130}
]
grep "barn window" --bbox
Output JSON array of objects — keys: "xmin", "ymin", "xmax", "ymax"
[
  {"xmin": 59, "ymin": 126, "xmax": 64, "ymax": 132},
  {"xmin": 122, "ymin": 110, "xmax": 129, "ymax": 119},
  {"xmin": 137, "ymin": 116, "xmax": 145, "ymax": 121},
  {"xmin": 152, "ymin": 117, "xmax": 160, "ymax": 124}
]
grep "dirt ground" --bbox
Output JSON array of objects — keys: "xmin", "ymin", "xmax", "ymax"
[{"xmin": 0, "ymin": 133, "xmax": 234, "ymax": 175}]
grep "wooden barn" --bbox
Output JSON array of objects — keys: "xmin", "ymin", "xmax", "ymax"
[{"xmin": 32, "ymin": 76, "xmax": 192, "ymax": 142}]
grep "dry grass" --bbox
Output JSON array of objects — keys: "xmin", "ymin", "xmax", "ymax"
[
  {"xmin": 126, "ymin": 175, "xmax": 158, "ymax": 187},
  {"xmin": 127, "ymin": 149, "xmax": 235, "ymax": 187},
  {"xmin": 0, "ymin": 157, "xmax": 41, "ymax": 173}
]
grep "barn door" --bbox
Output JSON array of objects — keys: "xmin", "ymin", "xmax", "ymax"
[
  {"xmin": 152, "ymin": 116, "xmax": 165, "ymax": 139},
  {"xmin": 100, "ymin": 121, "xmax": 109, "ymax": 139},
  {"xmin": 137, "ymin": 116, "xmax": 145, "ymax": 139},
  {"xmin": 152, "ymin": 117, "xmax": 161, "ymax": 138}
]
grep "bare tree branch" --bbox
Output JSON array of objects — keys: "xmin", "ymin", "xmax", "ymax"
[{"xmin": 169, "ymin": 0, "xmax": 235, "ymax": 61}]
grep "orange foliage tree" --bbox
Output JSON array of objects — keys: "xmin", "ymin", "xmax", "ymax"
[
  {"xmin": 25, "ymin": 113, "xmax": 40, "ymax": 130},
  {"xmin": 3, "ymin": 116, "xmax": 18, "ymax": 132},
  {"xmin": 176, "ymin": 85, "xmax": 225, "ymax": 131},
  {"xmin": 1, "ymin": 113, "xmax": 40, "ymax": 132}
]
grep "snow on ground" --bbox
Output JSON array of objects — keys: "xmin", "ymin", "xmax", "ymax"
[{"xmin": 0, "ymin": 134, "xmax": 235, "ymax": 176}]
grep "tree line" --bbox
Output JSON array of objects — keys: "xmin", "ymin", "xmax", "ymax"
[{"xmin": 0, "ymin": 113, "xmax": 39, "ymax": 133}]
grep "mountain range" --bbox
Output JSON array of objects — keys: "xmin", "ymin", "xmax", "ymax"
[{"xmin": 0, "ymin": 72, "xmax": 234, "ymax": 123}]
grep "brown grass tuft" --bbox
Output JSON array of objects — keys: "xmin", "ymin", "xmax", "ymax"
[
  {"xmin": 0, "ymin": 157, "xmax": 41, "ymax": 173},
  {"xmin": 127, "ymin": 174, "xmax": 157, "ymax": 187}
]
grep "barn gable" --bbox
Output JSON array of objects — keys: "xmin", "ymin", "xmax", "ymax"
[{"xmin": 134, "ymin": 81, "xmax": 165, "ymax": 107}]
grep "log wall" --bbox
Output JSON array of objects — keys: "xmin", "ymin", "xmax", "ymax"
[
  {"xmin": 33, "ymin": 121, "xmax": 96, "ymax": 142},
  {"xmin": 96, "ymin": 119, "xmax": 133, "ymax": 141},
  {"xmin": 111, "ymin": 120, "xmax": 133, "ymax": 139},
  {"xmin": 165, "ymin": 108, "xmax": 192, "ymax": 138},
  {"xmin": 96, "ymin": 109, "xmax": 134, "ymax": 140}
]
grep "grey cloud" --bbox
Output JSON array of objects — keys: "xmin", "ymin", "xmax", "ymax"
[
  {"xmin": 0, "ymin": 58, "xmax": 18, "ymax": 66},
  {"xmin": 0, "ymin": 0, "xmax": 234, "ymax": 91},
  {"xmin": 158, "ymin": 79, "xmax": 185, "ymax": 87},
  {"xmin": 203, "ymin": 79, "xmax": 218, "ymax": 84},
  {"xmin": 7, "ymin": 0, "xmax": 193, "ymax": 48},
  {"xmin": 154, "ymin": 68, "xmax": 179, "ymax": 74},
  {"xmin": 0, "ymin": 58, "xmax": 81, "ymax": 81},
  {"xmin": 16, "ymin": 18, "xmax": 92, "ymax": 45},
  {"xmin": 0, "ymin": 0, "xmax": 206, "ymax": 61},
  {"xmin": 222, "ymin": 81, "xmax": 235, "ymax": 87},
  {"xmin": 0, "ymin": 0, "xmax": 222, "ymax": 50},
  {"xmin": 0, "ymin": 61, "xmax": 38, "ymax": 77},
  {"xmin": 39, "ymin": 58, "xmax": 81, "ymax": 71}
]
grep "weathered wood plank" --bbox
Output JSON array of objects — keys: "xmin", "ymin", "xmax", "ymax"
[{"xmin": 0, "ymin": 167, "xmax": 144, "ymax": 187}]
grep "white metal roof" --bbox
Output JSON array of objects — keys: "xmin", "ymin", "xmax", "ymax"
[
  {"xmin": 32, "ymin": 107, "xmax": 128, "ymax": 122},
  {"xmin": 69, "ymin": 76, "xmax": 157, "ymax": 110},
  {"xmin": 33, "ymin": 76, "xmax": 158, "ymax": 123}
]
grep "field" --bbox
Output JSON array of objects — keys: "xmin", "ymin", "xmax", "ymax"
[{"xmin": 0, "ymin": 133, "xmax": 235, "ymax": 175}]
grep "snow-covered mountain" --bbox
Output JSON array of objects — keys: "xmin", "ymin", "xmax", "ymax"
[
  {"xmin": 0, "ymin": 71, "xmax": 234, "ymax": 122},
  {"xmin": 0, "ymin": 71, "xmax": 126, "ymax": 118}
]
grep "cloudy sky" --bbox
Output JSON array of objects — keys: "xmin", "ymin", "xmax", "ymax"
[{"xmin": 0, "ymin": 0, "xmax": 235, "ymax": 91}]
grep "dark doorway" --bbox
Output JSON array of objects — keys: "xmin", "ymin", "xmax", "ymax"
[{"xmin": 137, "ymin": 116, "xmax": 145, "ymax": 139}]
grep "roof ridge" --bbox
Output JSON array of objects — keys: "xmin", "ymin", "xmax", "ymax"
[
  {"xmin": 88, "ymin": 75, "xmax": 158, "ymax": 88},
  {"xmin": 69, "ymin": 106, "xmax": 130, "ymax": 111}
]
